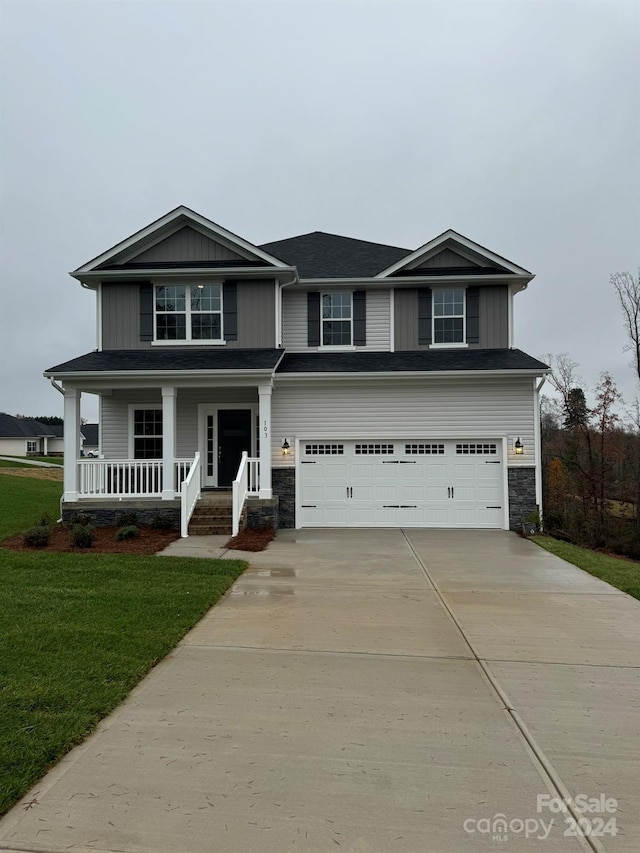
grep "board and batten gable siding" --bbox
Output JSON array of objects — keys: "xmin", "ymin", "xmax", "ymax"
[
  {"xmin": 409, "ymin": 248, "xmax": 480, "ymax": 269},
  {"xmin": 271, "ymin": 377, "xmax": 536, "ymax": 468},
  {"xmin": 100, "ymin": 388, "xmax": 258, "ymax": 459},
  {"xmin": 281, "ymin": 288, "xmax": 391, "ymax": 351},
  {"xmin": 128, "ymin": 226, "xmax": 246, "ymax": 264},
  {"xmin": 394, "ymin": 285, "xmax": 509, "ymax": 350},
  {"xmin": 101, "ymin": 281, "xmax": 275, "ymax": 349}
]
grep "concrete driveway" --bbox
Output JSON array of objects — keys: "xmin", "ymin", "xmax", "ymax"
[{"xmin": 1, "ymin": 530, "xmax": 638, "ymax": 852}]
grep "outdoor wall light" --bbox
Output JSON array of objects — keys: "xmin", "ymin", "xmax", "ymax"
[
  {"xmin": 281, "ymin": 438, "xmax": 291, "ymax": 456},
  {"xmin": 514, "ymin": 437, "xmax": 523, "ymax": 455}
]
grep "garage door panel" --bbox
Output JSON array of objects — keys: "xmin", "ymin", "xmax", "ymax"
[{"xmin": 299, "ymin": 439, "xmax": 504, "ymax": 529}]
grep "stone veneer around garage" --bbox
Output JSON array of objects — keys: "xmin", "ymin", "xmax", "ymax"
[
  {"xmin": 272, "ymin": 468, "xmax": 296, "ymax": 528},
  {"xmin": 507, "ymin": 467, "xmax": 538, "ymax": 530}
]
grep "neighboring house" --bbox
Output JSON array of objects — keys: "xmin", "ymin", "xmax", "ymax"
[
  {"xmin": 82, "ymin": 423, "xmax": 99, "ymax": 457},
  {"xmin": 45, "ymin": 206, "xmax": 548, "ymax": 534},
  {"xmin": 0, "ymin": 413, "xmax": 65, "ymax": 456}
]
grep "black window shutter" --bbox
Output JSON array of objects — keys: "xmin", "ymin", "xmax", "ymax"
[
  {"xmin": 466, "ymin": 286, "xmax": 480, "ymax": 344},
  {"xmin": 223, "ymin": 281, "xmax": 238, "ymax": 341},
  {"xmin": 139, "ymin": 282, "xmax": 153, "ymax": 341},
  {"xmin": 352, "ymin": 291, "xmax": 366, "ymax": 346},
  {"xmin": 418, "ymin": 288, "xmax": 432, "ymax": 345},
  {"xmin": 307, "ymin": 292, "xmax": 320, "ymax": 347}
]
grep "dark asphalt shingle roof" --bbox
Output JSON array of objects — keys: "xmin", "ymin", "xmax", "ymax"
[
  {"xmin": 45, "ymin": 349, "xmax": 284, "ymax": 374},
  {"xmin": 0, "ymin": 413, "xmax": 60, "ymax": 438},
  {"xmin": 259, "ymin": 232, "xmax": 410, "ymax": 278},
  {"xmin": 277, "ymin": 349, "xmax": 549, "ymax": 373}
]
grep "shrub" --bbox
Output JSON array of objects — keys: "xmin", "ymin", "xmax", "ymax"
[
  {"xmin": 116, "ymin": 511, "xmax": 139, "ymax": 528},
  {"xmin": 69, "ymin": 512, "xmax": 93, "ymax": 527},
  {"xmin": 149, "ymin": 513, "xmax": 175, "ymax": 531},
  {"xmin": 70, "ymin": 524, "xmax": 94, "ymax": 549},
  {"xmin": 115, "ymin": 525, "xmax": 138, "ymax": 541},
  {"xmin": 23, "ymin": 526, "xmax": 50, "ymax": 548},
  {"xmin": 37, "ymin": 512, "xmax": 54, "ymax": 528}
]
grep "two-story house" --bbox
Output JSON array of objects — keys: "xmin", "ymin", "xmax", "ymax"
[{"xmin": 45, "ymin": 206, "xmax": 548, "ymax": 535}]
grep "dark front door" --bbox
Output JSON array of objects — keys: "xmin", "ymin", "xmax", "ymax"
[{"xmin": 217, "ymin": 409, "xmax": 252, "ymax": 487}]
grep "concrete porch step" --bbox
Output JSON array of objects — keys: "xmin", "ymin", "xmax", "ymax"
[{"xmin": 188, "ymin": 493, "xmax": 233, "ymax": 535}]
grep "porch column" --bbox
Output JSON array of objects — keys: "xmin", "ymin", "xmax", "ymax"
[
  {"xmin": 161, "ymin": 386, "xmax": 176, "ymax": 500},
  {"xmin": 258, "ymin": 384, "xmax": 272, "ymax": 499},
  {"xmin": 63, "ymin": 387, "xmax": 81, "ymax": 501},
  {"xmin": 43, "ymin": 436, "xmax": 48, "ymax": 456}
]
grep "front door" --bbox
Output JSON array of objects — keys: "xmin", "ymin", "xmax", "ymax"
[{"xmin": 217, "ymin": 409, "xmax": 253, "ymax": 487}]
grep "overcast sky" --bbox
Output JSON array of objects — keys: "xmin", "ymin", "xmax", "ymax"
[{"xmin": 1, "ymin": 0, "xmax": 638, "ymax": 423}]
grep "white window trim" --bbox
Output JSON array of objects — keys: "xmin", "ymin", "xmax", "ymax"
[
  {"xmin": 128, "ymin": 404, "xmax": 163, "ymax": 459},
  {"xmin": 26, "ymin": 440, "xmax": 38, "ymax": 453},
  {"xmin": 432, "ymin": 287, "xmax": 467, "ymax": 347},
  {"xmin": 153, "ymin": 282, "xmax": 224, "ymax": 344},
  {"xmin": 320, "ymin": 291, "xmax": 353, "ymax": 348}
]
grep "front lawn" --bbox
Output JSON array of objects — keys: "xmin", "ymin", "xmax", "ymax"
[
  {"xmin": 0, "ymin": 459, "xmax": 35, "ymax": 469},
  {"xmin": 0, "ymin": 471, "xmax": 62, "ymax": 539},
  {"xmin": 0, "ymin": 473, "xmax": 247, "ymax": 816},
  {"xmin": 0, "ymin": 552, "xmax": 247, "ymax": 816},
  {"xmin": 0, "ymin": 455, "xmax": 62, "ymax": 466},
  {"xmin": 531, "ymin": 535, "xmax": 640, "ymax": 600}
]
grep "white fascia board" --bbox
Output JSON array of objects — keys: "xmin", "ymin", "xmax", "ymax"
[
  {"xmin": 71, "ymin": 267, "xmax": 298, "ymax": 283},
  {"xmin": 275, "ymin": 369, "xmax": 550, "ymax": 382},
  {"xmin": 43, "ymin": 369, "xmax": 278, "ymax": 384},
  {"xmin": 375, "ymin": 229, "xmax": 533, "ymax": 278},
  {"xmin": 291, "ymin": 274, "xmax": 533, "ymax": 288},
  {"xmin": 73, "ymin": 206, "xmax": 291, "ymax": 273}
]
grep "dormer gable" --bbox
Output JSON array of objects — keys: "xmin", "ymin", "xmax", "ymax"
[
  {"xmin": 376, "ymin": 229, "xmax": 532, "ymax": 278},
  {"xmin": 72, "ymin": 206, "xmax": 290, "ymax": 277}
]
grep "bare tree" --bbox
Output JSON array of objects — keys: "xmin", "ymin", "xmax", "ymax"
[{"xmin": 612, "ymin": 271, "xmax": 640, "ymax": 385}]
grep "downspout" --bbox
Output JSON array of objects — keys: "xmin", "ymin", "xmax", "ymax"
[{"xmin": 534, "ymin": 375, "xmax": 546, "ymax": 528}]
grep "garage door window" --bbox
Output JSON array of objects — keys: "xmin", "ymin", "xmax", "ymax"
[
  {"xmin": 305, "ymin": 443, "xmax": 344, "ymax": 455},
  {"xmin": 405, "ymin": 443, "xmax": 445, "ymax": 455},
  {"xmin": 355, "ymin": 443, "xmax": 394, "ymax": 454},
  {"xmin": 456, "ymin": 443, "xmax": 497, "ymax": 455}
]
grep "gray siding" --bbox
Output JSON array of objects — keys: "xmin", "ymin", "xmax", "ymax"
[
  {"xmin": 102, "ymin": 284, "xmax": 149, "ymax": 350},
  {"xmin": 394, "ymin": 286, "xmax": 508, "ymax": 350},
  {"xmin": 410, "ymin": 248, "xmax": 480, "ymax": 270},
  {"xmin": 271, "ymin": 377, "xmax": 537, "ymax": 469},
  {"xmin": 101, "ymin": 281, "xmax": 275, "ymax": 349},
  {"xmin": 282, "ymin": 288, "xmax": 390, "ymax": 351},
  {"xmin": 130, "ymin": 226, "xmax": 245, "ymax": 263}
]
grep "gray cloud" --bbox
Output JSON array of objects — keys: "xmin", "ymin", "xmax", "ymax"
[{"xmin": 1, "ymin": 0, "xmax": 638, "ymax": 421}]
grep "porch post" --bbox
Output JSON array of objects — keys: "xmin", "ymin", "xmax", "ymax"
[
  {"xmin": 258, "ymin": 384, "xmax": 272, "ymax": 499},
  {"xmin": 63, "ymin": 387, "xmax": 81, "ymax": 501},
  {"xmin": 161, "ymin": 386, "xmax": 176, "ymax": 500},
  {"xmin": 43, "ymin": 436, "xmax": 48, "ymax": 456}
]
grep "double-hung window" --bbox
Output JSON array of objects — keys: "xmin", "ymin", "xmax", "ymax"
[
  {"xmin": 322, "ymin": 292, "xmax": 352, "ymax": 346},
  {"xmin": 155, "ymin": 284, "xmax": 222, "ymax": 342},
  {"xmin": 433, "ymin": 289, "xmax": 465, "ymax": 344},
  {"xmin": 26, "ymin": 440, "xmax": 38, "ymax": 453},
  {"xmin": 133, "ymin": 409, "xmax": 163, "ymax": 459}
]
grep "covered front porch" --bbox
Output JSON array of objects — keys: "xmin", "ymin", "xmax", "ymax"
[{"xmin": 59, "ymin": 382, "xmax": 275, "ymax": 536}]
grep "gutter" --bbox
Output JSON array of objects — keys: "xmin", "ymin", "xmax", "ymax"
[
  {"xmin": 288, "ymin": 274, "xmax": 533, "ymax": 288},
  {"xmin": 275, "ymin": 368, "xmax": 551, "ymax": 381}
]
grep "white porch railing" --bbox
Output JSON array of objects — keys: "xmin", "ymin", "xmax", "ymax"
[
  {"xmin": 78, "ymin": 457, "xmax": 195, "ymax": 498},
  {"xmin": 180, "ymin": 452, "xmax": 201, "ymax": 538},
  {"xmin": 231, "ymin": 452, "xmax": 260, "ymax": 536}
]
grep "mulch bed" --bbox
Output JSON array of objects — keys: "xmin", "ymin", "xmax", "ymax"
[
  {"xmin": 225, "ymin": 527, "xmax": 274, "ymax": 552},
  {"xmin": 1, "ymin": 525, "xmax": 180, "ymax": 555}
]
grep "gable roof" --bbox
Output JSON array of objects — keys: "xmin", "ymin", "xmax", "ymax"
[
  {"xmin": 376, "ymin": 229, "xmax": 532, "ymax": 278},
  {"xmin": 72, "ymin": 206, "xmax": 290, "ymax": 276},
  {"xmin": 0, "ymin": 413, "xmax": 61, "ymax": 439},
  {"xmin": 259, "ymin": 232, "xmax": 410, "ymax": 279}
]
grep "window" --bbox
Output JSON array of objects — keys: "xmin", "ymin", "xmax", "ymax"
[
  {"xmin": 405, "ymin": 443, "xmax": 445, "ymax": 455},
  {"xmin": 155, "ymin": 284, "xmax": 222, "ymax": 341},
  {"xmin": 26, "ymin": 440, "xmax": 38, "ymax": 453},
  {"xmin": 322, "ymin": 292, "xmax": 352, "ymax": 346},
  {"xmin": 433, "ymin": 289, "xmax": 465, "ymax": 344},
  {"xmin": 456, "ymin": 443, "xmax": 497, "ymax": 455},
  {"xmin": 355, "ymin": 443, "xmax": 394, "ymax": 454},
  {"xmin": 133, "ymin": 409, "xmax": 163, "ymax": 459},
  {"xmin": 305, "ymin": 443, "xmax": 344, "ymax": 455}
]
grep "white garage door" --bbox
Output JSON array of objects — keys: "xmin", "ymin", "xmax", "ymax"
[{"xmin": 299, "ymin": 440, "xmax": 504, "ymax": 528}]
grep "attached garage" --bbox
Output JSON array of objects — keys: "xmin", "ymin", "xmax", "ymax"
[{"xmin": 299, "ymin": 439, "xmax": 505, "ymax": 528}]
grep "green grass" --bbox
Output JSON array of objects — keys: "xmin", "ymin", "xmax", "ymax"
[
  {"xmin": 0, "ymin": 472, "xmax": 62, "ymax": 539},
  {"xmin": 0, "ymin": 455, "xmax": 62, "ymax": 466},
  {"xmin": 0, "ymin": 474, "xmax": 247, "ymax": 815},
  {"xmin": 0, "ymin": 459, "xmax": 35, "ymax": 469},
  {"xmin": 0, "ymin": 553, "xmax": 246, "ymax": 815},
  {"xmin": 531, "ymin": 535, "xmax": 640, "ymax": 600}
]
